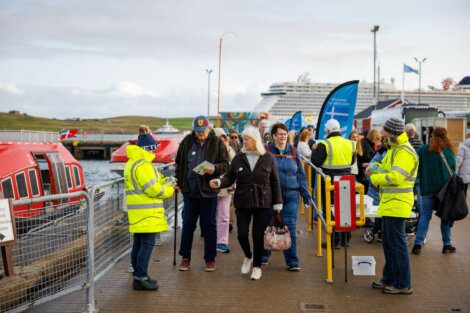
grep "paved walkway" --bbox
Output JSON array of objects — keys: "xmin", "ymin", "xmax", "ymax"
[{"xmin": 30, "ymin": 202, "xmax": 470, "ymax": 313}]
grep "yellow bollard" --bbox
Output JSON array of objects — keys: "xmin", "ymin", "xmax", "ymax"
[
  {"xmin": 325, "ymin": 176, "xmax": 334, "ymax": 283},
  {"xmin": 316, "ymin": 173, "xmax": 322, "ymax": 256},
  {"xmin": 307, "ymin": 166, "xmax": 312, "ymax": 231}
]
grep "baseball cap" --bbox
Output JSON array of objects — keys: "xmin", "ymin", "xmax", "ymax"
[
  {"xmin": 193, "ymin": 115, "xmax": 209, "ymax": 132},
  {"xmin": 325, "ymin": 119, "xmax": 340, "ymax": 132}
]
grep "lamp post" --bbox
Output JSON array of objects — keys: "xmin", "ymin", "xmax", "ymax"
[
  {"xmin": 205, "ymin": 69, "xmax": 212, "ymax": 117},
  {"xmin": 414, "ymin": 57, "xmax": 427, "ymax": 104},
  {"xmin": 371, "ymin": 25, "xmax": 379, "ymax": 109},
  {"xmin": 216, "ymin": 31, "xmax": 237, "ymax": 127}
]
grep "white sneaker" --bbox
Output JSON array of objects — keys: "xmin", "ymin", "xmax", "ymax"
[
  {"xmin": 241, "ymin": 257, "xmax": 253, "ymax": 275},
  {"xmin": 250, "ymin": 267, "xmax": 262, "ymax": 280}
]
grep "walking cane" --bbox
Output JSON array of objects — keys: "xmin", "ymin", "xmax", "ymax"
[{"xmin": 173, "ymin": 192, "xmax": 178, "ymax": 266}]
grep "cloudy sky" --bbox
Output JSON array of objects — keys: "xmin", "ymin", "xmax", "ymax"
[{"xmin": 0, "ymin": 0, "xmax": 469, "ymax": 119}]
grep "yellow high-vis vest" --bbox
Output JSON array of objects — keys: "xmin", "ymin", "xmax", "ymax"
[
  {"xmin": 321, "ymin": 135, "xmax": 356, "ymax": 170},
  {"xmin": 370, "ymin": 132, "xmax": 419, "ymax": 218},
  {"xmin": 124, "ymin": 145, "xmax": 174, "ymax": 233}
]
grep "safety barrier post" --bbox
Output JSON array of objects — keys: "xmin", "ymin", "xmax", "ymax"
[
  {"xmin": 300, "ymin": 160, "xmax": 305, "ymax": 215},
  {"xmin": 306, "ymin": 165, "xmax": 313, "ymax": 230},
  {"xmin": 316, "ymin": 173, "xmax": 322, "ymax": 256},
  {"xmin": 355, "ymin": 183, "xmax": 366, "ymax": 227},
  {"xmin": 325, "ymin": 176, "xmax": 335, "ymax": 283}
]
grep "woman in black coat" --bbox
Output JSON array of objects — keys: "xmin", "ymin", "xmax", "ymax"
[{"xmin": 210, "ymin": 126, "xmax": 282, "ymax": 280}]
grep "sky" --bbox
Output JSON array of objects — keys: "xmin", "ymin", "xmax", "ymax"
[{"xmin": 0, "ymin": 0, "xmax": 469, "ymax": 119}]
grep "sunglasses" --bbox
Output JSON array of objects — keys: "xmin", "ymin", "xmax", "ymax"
[{"xmin": 230, "ymin": 136, "xmax": 238, "ymax": 139}]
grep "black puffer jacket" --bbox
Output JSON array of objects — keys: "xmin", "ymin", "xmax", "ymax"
[
  {"xmin": 219, "ymin": 152, "xmax": 283, "ymax": 209},
  {"xmin": 175, "ymin": 130, "xmax": 229, "ymax": 194}
]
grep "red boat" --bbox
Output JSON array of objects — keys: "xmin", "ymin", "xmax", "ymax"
[
  {"xmin": 0, "ymin": 131, "xmax": 86, "ymax": 219},
  {"xmin": 109, "ymin": 133, "xmax": 182, "ymax": 175}
]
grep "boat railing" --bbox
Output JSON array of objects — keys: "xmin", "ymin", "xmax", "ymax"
[{"xmin": 0, "ymin": 130, "xmax": 59, "ymax": 142}]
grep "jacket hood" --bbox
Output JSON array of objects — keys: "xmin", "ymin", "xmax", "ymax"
[
  {"xmin": 464, "ymin": 138, "xmax": 470, "ymax": 147},
  {"xmin": 391, "ymin": 132, "xmax": 408, "ymax": 147},
  {"xmin": 125, "ymin": 144, "xmax": 156, "ymax": 162}
]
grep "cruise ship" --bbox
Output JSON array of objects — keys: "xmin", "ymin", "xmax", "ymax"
[{"xmin": 254, "ymin": 74, "xmax": 470, "ymax": 119}]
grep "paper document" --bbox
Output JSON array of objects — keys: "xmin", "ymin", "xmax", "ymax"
[{"xmin": 192, "ymin": 161, "xmax": 214, "ymax": 175}]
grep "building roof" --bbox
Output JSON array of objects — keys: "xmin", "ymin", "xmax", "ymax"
[{"xmin": 354, "ymin": 99, "xmax": 402, "ymax": 119}]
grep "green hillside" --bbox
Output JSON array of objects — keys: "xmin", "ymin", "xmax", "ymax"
[{"xmin": 0, "ymin": 112, "xmax": 206, "ymax": 133}]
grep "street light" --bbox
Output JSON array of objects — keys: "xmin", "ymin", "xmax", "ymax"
[
  {"xmin": 414, "ymin": 57, "xmax": 427, "ymax": 104},
  {"xmin": 216, "ymin": 31, "xmax": 238, "ymax": 127},
  {"xmin": 205, "ymin": 69, "xmax": 212, "ymax": 117},
  {"xmin": 371, "ymin": 25, "xmax": 379, "ymax": 109}
]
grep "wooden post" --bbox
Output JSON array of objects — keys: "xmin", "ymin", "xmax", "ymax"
[{"xmin": 1, "ymin": 245, "xmax": 14, "ymax": 276}]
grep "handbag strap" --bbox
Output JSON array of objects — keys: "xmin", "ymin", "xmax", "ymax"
[{"xmin": 439, "ymin": 151, "xmax": 453, "ymax": 177}]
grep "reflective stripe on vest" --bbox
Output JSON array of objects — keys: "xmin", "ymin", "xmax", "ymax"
[
  {"xmin": 322, "ymin": 138, "xmax": 355, "ymax": 170},
  {"xmin": 381, "ymin": 187, "xmax": 414, "ymax": 194},
  {"xmin": 127, "ymin": 203, "xmax": 164, "ymax": 210}
]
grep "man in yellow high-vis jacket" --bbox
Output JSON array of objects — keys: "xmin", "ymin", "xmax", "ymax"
[
  {"xmin": 311, "ymin": 119, "xmax": 356, "ymax": 247},
  {"xmin": 369, "ymin": 118, "xmax": 418, "ymax": 295},
  {"xmin": 124, "ymin": 132, "xmax": 174, "ymax": 291}
]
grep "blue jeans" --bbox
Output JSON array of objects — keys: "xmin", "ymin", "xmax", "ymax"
[
  {"xmin": 415, "ymin": 195, "xmax": 452, "ymax": 246},
  {"xmin": 263, "ymin": 199, "xmax": 299, "ymax": 267},
  {"xmin": 381, "ymin": 217, "xmax": 411, "ymax": 289},
  {"xmin": 131, "ymin": 233, "xmax": 156, "ymax": 279},
  {"xmin": 179, "ymin": 195, "xmax": 217, "ymax": 262}
]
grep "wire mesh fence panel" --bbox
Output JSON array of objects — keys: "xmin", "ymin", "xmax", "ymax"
[
  {"xmin": 91, "ymin": 180, "xmax": 131, "ymax": 277},
  {"xmin": 0, "ymin": 195, "xmax": 89, "ymax": 313}
]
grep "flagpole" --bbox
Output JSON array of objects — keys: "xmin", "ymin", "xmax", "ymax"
[{"xmin": 401, "ymin": 64, "xmax": 405, "ymax": 103}]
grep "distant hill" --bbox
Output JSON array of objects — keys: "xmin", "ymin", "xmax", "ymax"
[{"xmin": 0, "ymin": 112, "xmax": 199, "ymax": 133}]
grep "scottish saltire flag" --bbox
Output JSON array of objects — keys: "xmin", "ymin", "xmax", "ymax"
[
  {"xmin": 316, "ymin": 80, "xmax": 359, "ymax": 139},
  {"xmin": 403, "ymin": 64, "xmax": 419, "ymax": 74},
  {"xmin": 287, "ymin": 111, "xmax": 302, "ymax": 132}
]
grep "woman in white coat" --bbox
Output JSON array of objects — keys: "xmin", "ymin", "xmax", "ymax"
[{"xmin": 456, "ymin": 135, "xmax": 470, "ymax": 196}]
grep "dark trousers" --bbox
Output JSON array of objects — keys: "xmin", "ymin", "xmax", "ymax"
[
  {"xmin": 179, "ymin": 194, "xmax": 217, "ymax": 262},
  {"xmin": 131, "ymin": 233, "xmax": 156, "ymax": 279},
  {"xmin": 236, "ymin": 207, "xmax": 270, "ymax": 267},
  {"xmin": 381, "ymin": 217, "xmax": 411, "ymax": 289}
]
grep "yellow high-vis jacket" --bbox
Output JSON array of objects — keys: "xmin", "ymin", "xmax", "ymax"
[
  {"xmin": 370, "ymin": 132, "xmax": 419, "ymax": 218},
  {"xmin": 321, "ymin": 135, "xmax": 356, "ymax": 170},
  {"xmin": 124, "ymin": 145, "xmax": 174, "ymax": 233}
]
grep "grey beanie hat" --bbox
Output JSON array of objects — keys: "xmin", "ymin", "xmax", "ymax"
[{"xmin": 383, "ymin": 118, "xmax": 405, "ymax": 135}]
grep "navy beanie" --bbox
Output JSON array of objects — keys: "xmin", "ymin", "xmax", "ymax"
[{"xmin": 137, "ymin": 134, "xmax": 158, "ymax": 151}]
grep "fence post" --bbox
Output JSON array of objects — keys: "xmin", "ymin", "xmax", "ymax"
[{"xmin": 85, "ymin": 189, "xmax": 97, "ymax": 313}]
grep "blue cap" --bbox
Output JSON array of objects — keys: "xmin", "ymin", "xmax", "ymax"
[
  {"xmin": 193, "ymin": 115, "xmax": 209, "ymax": 132},
  {"xmin": 137, "ymin": 134, "xmax": 158, "ymax": 151}
]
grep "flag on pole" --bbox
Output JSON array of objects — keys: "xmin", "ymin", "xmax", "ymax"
[
  {"xmin": 403, "ymin": 64, "xmax": 419, "ymax": 74},
  {"xmin": 287, "ymin": 111, "xmax": 302, "ymax": 132},
  {"xmin": 60, "ymin": 129, "xmax": 78, "ymax": 140},
  {"xmin": 316, "ymin": 80, "xmax": 359, "ymax": 139}
]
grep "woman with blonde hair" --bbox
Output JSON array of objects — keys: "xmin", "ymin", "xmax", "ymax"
[
  {"xmin": 297, "ymin": 128, "xmax": 312, "ymax": 158},
  {"xmin": 209, "ymin": 127, "xmax": 282, "ymax": 280},
  {"xmin": 412, "ymin": 127, "xmax": 457, "ymax": 255}
]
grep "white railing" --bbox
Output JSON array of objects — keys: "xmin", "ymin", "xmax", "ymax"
[{"xmin": 0, "ymin": 130, "xmax": 59, "ymax": 143}]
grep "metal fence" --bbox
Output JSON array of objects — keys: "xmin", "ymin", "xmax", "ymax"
[
  {"xmin": 0, "ymin": 130, "xmax": 59, "ymax": 143},
  {"xmin": 0, "ymin": 164, "xmax": 178, "ymax": 313}
]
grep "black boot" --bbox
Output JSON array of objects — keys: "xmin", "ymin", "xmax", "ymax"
[{"xmin": 133, "ymin": 279, "xmax": 159, "ymax": 291}]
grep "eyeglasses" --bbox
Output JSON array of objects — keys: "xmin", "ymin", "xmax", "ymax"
[
  {"xmin": 230, "ymin": 136, "xmax": 238, "ymax": 139},
  {"xmin": 276, "ymin": 133, "xmax": 288, "ymax": 137}
]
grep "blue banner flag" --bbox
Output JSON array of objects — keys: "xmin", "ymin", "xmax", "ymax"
[
  {"xmin": 287, "ymin": 111, "xmax": 302, "ymax": 132},
  {"xmin": 316, "ymin": 80, "xmax": 359, "ymax": 139},
  {"xmin": 403, "ymin": 64, "xmax": 419, "ymax": 74}
]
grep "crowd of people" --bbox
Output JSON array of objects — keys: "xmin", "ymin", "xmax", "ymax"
[{"xmin": 123, "ymin": 116, "xmax": 468, "ymax": 292}]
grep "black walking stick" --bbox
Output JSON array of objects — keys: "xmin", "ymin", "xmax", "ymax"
[{"xmin": 173, "ymin": 191, "xmax": 178, "ymax": 266}]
